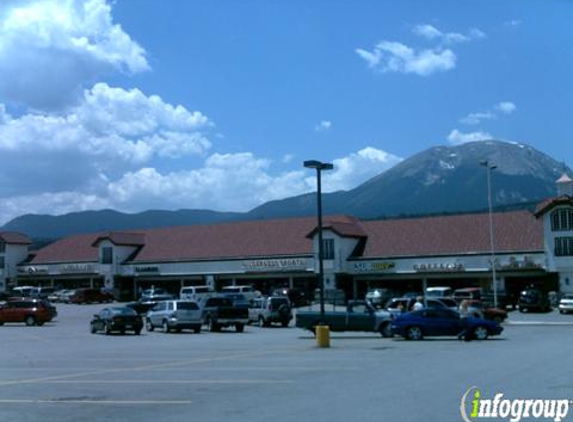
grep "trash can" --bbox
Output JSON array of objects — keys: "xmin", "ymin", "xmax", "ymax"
[{"xmin": 315, "ymin": 325, "xmax": 330, "ymax": 348}]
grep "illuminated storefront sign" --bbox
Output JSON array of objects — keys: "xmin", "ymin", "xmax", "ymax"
[
  {"xmin": 413, "ymin": 262, "xmax": 464, "ymax": 272},
  {"xmin": 242, "ymin": 258, "xmax": 310, "ymax": 272},
  {"xmin": 352, "ymin": 262, "xmax": 396, "ymax": 272}
]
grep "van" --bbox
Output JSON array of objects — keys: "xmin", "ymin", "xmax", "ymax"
[
  {"xmin": 179, "ymin": 285, "xmax": 214, "ymax": 303},
  {"xmin": 425, "ymin": 286, "xmax": 453, "ymax": 298},
  {"xmin": 221, "ymin": 285, "xmax": 258, "ymax": 302}
]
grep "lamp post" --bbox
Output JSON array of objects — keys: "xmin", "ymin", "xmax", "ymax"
[
  {"xmin": 304, "ymin": 160, "xmax": 333, "ymax": 326},
  {"xmin": 480, "ymin": 160, "xmax": 498, "ymax": 309}
]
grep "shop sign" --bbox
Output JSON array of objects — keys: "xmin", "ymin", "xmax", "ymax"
[
  {"xmin": 498, "ymin": 256, "xmax": 543, "ymax": 270},
  {"xmin": 134, "ymin": 266, "xmax": 160, "ymax": 274},
  {"xmin": 352, "ymin": 262, "xmax": 396, "ymax": 272},
  {"xmin": 413, "ymin": 262, "xmax": 464, "ymax": 272},
  {"xmin": 18, "ymin": 266, "xmax": 49, "ymax": 274},
  {"xmin": 59, "ymin": 264, "xmax": 97, "ymax": 274},
  {"xmin": 242, "ymin": 258, "xmax": 310, "ymax": 272}
]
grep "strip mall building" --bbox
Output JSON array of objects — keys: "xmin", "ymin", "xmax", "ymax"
[{"xmin": 2, "ymin": 176, "xmax": 573, "ymax": 300}]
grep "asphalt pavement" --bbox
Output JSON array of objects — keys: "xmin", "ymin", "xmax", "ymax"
[{"xmin": 1, "ymin": 304, "xmax": 572, "ymax": 422}]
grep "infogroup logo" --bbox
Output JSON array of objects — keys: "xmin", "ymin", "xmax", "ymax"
[{"xmin": 460, "ymin": 387, "xmax": 571, "ymax": 422}]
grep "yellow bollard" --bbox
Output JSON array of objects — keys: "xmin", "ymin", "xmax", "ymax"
[{"xmin": 315, "ymin": 325, "xmax": 330, "ymax": 348}]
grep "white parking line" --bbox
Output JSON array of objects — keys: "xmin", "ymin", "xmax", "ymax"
[
  {"xmin": 12, "ymin": 379, "xmax": 295, "ymax": 384},
  {"xmin": 0, "ymin": 399, "xmax": 193, "ymax": 405}
]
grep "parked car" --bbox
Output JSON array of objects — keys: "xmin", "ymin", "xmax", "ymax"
[
  {"xmin": 70, "ymin": 288, "xmax": 114, "ymax": 304},
  {"xmin": 201, "ymin": 296, "xmax": 249, "ymax": 332},
  {"xmin": 221, "ymin": 285, "xmax": 259, "ymax": 303},
  {"xmin": 90, "ymin": 307, "xmax": 143, "ymax": 335},
  {"xmin": 179, "ymin": 285, "xmax": 213, "ymax": 303},
  {"xmin": 296, "ymin": 300, "xmax": 394, "ymax": 337},
  {"xmin": 391, "ymin": 308, "xmax": 503, "ymax": 341},
  {"xmin": 30, "ymin": 287, "xmax": 56, "ymax": 300},
  {"xmin": 6, "ymin": 296, "xmax": 57, "ymax": 319},
  {"xmin": 10, "ymin": 286, "xmax": 35, "ymax": 297},
  {"xmin": 140, "ymin": 287, "xmax": 174, "ymax": 304},
  {"xmin": 124, "ymin": 301, "xmax": 156, "ymax": 316},
  {"xmin": 249, "ymin": 296, "xmax": 292, "ymax": 327},
  {"xmin": 385, "ymin": 297, "xmax": 417, "ymax": 316},
  {"xmin": 0, "ymin": 298, "xmax": 55, "ymax": 326},
  {"xmin": 272, "ymin": 288, "xmax": 310, "ymax": 307},
  {"xmin": 518, "ymin": 288, "xmax": 551, "ymax": 312},
  {"xmin": 223, "ymin": 293, "xmax": 251, "ymax": 309},
  {"xmin": 558, "ymin": 294, "xmax": 573, "ymax": 314},
  {"xmin": 365, "ymin": 288, "xmax": 393, "ymax": 308},
  {"xmin": 453, "ymin": 287, "xmax": 482, "ymax": 303},
  {"xmin": 145, "ymin": 300, "xmax": 202, "ymax": 333},
  {"xmin": 425, "ymin": 286, "xmax": 453, "ymax": 298}
]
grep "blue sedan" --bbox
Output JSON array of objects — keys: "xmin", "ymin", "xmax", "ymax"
[{"xmin": 391, "ymin": 308, "xmax": 503, "ymax": 340}]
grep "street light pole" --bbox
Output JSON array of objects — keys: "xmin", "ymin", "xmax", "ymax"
[
  {"xmin": 481, "ymin": 160, "xmax": 498, "ymax": 309},
  {"xmin": 304, "ymin": 160, "xmax": 333, "ymax": 325}
]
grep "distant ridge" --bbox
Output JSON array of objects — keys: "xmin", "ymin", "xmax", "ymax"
[{"xmin": 2, "ymin": 140, "xmax": 569, "ymax": 240}]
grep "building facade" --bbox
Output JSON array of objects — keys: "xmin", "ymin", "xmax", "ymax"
[{"xmin": 5, "ymin": 176, "xmax": 573, "ymax": 300}]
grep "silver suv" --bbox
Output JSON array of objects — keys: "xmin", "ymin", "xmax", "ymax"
[
  {"xmin": 145, "ymin": 300, "xmax": 202, "ymax": 333},
  {"xmin": 249, "ymin": 296, "xmax": 292, "ymax": 327}
]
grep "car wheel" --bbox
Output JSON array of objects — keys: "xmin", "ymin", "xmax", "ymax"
[
  {"xmin": 379, "ymin": 322, "xmax": 393, "ymax": 338},
  {"xmin": 406, "ymin": 326, "xmax": 423, "ymax": 341},
  {"xmin": 560, "ymin": 309, "xmax": 565, "ymax": 314},
  {"xmin": 193, "ymin": 325, "xmax": 201, "ymax": 334},
  {"xmin": 209, "ymin": 319, "xmax": 219, "ymax": 332},
  {"xmin": 25, "ymin": 315, "xmax": 36, "ymax": 326},
  {"xmin": 162, "ymin": 320, "xmax": 170, "ymax": 334},
  {"xmin": 104, "ymin": 323, "xmax": 111, "ymax": 335},
  {"xmin": 235, "ymin": 323, "xmax": 245, "ymax": 333},
  {"xmin": 473, "ymin": 326, "xmax": 489, "ymax": 340},
  {"xmin": 281, "ymin": 320, "xmax": 289, "ymax": 328},
  {"xmin": 134, "ymin": 328, "xmax": 141, "ymax": 335},
  {"xmin": 90, "ymin": 324, "xmax": 97, "ymax": 334},
  {"xmin": 145, "ymin": 319, "xmax": 154, "ymax": 332}
]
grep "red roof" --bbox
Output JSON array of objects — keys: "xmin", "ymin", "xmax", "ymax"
[
  {"xmin": 92, "ymin": 232, "xmax": 146, "ymax": 247},
  {"xmin": 0, "ymin": 232, "xmax": 32, "ymax": 245},
  {"xmin": 27, "ymin": 211, "xmax": 543, "ymax": 264},
  {"xmin": 360, "ymin": 210, "xmax": 543, "ymax": 258},
  {"xmin": 30, "ymin": 233, "xmax": 100, "ymax": 264},
  {"xmin": 535, "ymin": 195, "xmax": 573, "ymax": 217}
]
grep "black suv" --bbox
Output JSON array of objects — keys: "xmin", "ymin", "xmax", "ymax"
[{"xmin": 518, "ymin": 288, "xmax": 551, "ymax": 312}]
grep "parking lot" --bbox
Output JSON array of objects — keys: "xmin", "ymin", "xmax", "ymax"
[{"xmin": 1, "ymin": 304, "xmax": 573, "ymax": 422}]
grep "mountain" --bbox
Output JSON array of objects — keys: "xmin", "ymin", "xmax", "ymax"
[
  {"xmin": 2, "ymin": 209, "xmax": 243, "ymax": 240},
  {"xmin": 247, "ymin": 140, "xmax": 569, "ymax": 219},
  {"xmin": 2, "ymin": 140, "xmax": 570, "ymax": 240}
]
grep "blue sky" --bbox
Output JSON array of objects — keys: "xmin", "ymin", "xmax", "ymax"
[{"xmin": 0, "ymin": 0, "xmax": 571, "ymax": 225}]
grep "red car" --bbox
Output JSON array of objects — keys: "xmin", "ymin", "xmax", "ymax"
[
  {"xmin": 69, "ymin": 288, "xmax": 114, "ymax": 304},
  {"xmin": 0, "ymin": 299, "xmax": 55, "ymax": 326}
]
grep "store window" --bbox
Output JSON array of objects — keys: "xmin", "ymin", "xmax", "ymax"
[
  {"xmin": 322, "ymin": 239, "xmax": 335, "ymax": 260},
  {"xmin": 0, "ymin": 256, "xmax": 4, "ymax": 269},
  {"xmin": 551, "ymin": 209, "xmax": 573, "ymax": 231},
  {"xmin": 101, "ymin": 247, "xmax": 113, "ymax": 264},
  {"xmin": 0, "ymin": 242, "xmax": 5, "ymax": 253},
  {"xmin": 555, "ymin": 237, "xmax": 573, "ymax": 256}
]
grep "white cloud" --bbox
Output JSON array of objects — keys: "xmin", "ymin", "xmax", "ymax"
[
  {"xmin": 0, "ymin": 84, "xmax": 212, "ymax": 197},
  {"xmin": 282, "ymin": 154, "xmax": 295, "ymax": 164},
  {"xmin": 356, "ymin": 41, "xmax": 456, "ymax": 76},
  {"xmin": 0, "ymin": 146, "xmax": 403, "ymax": 224},
  {"xmin": 314, "ymin": 120, "xmax": 332, "ymax": 132},
  {"xmin": 322, "ymin": 147, "xmax": 402, "ymax": 192},
  {"xmin": 0, "ymin": 0, "xmax": 149, "ymax": 111},
  {"xmin": 413, "ymin": 24, "xmax": 485, "ymax": 44},
  {"xmin": 357, "ymin": 24, "xmax": 485, "ymax": 76},
  {"xmin": 496, "ymin": 101, "xmax": 516, "ymax": 114},
  {"xmin": 460, "ymin": 101, "xmax": 516, "ymax": 125},
  {"xmin": 504, "ymin": 19, "xmax": 522, "ymax": 28},
  {"xmin": 447, "ymin": 129, "xmax": 493, "ymax": 145}
]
